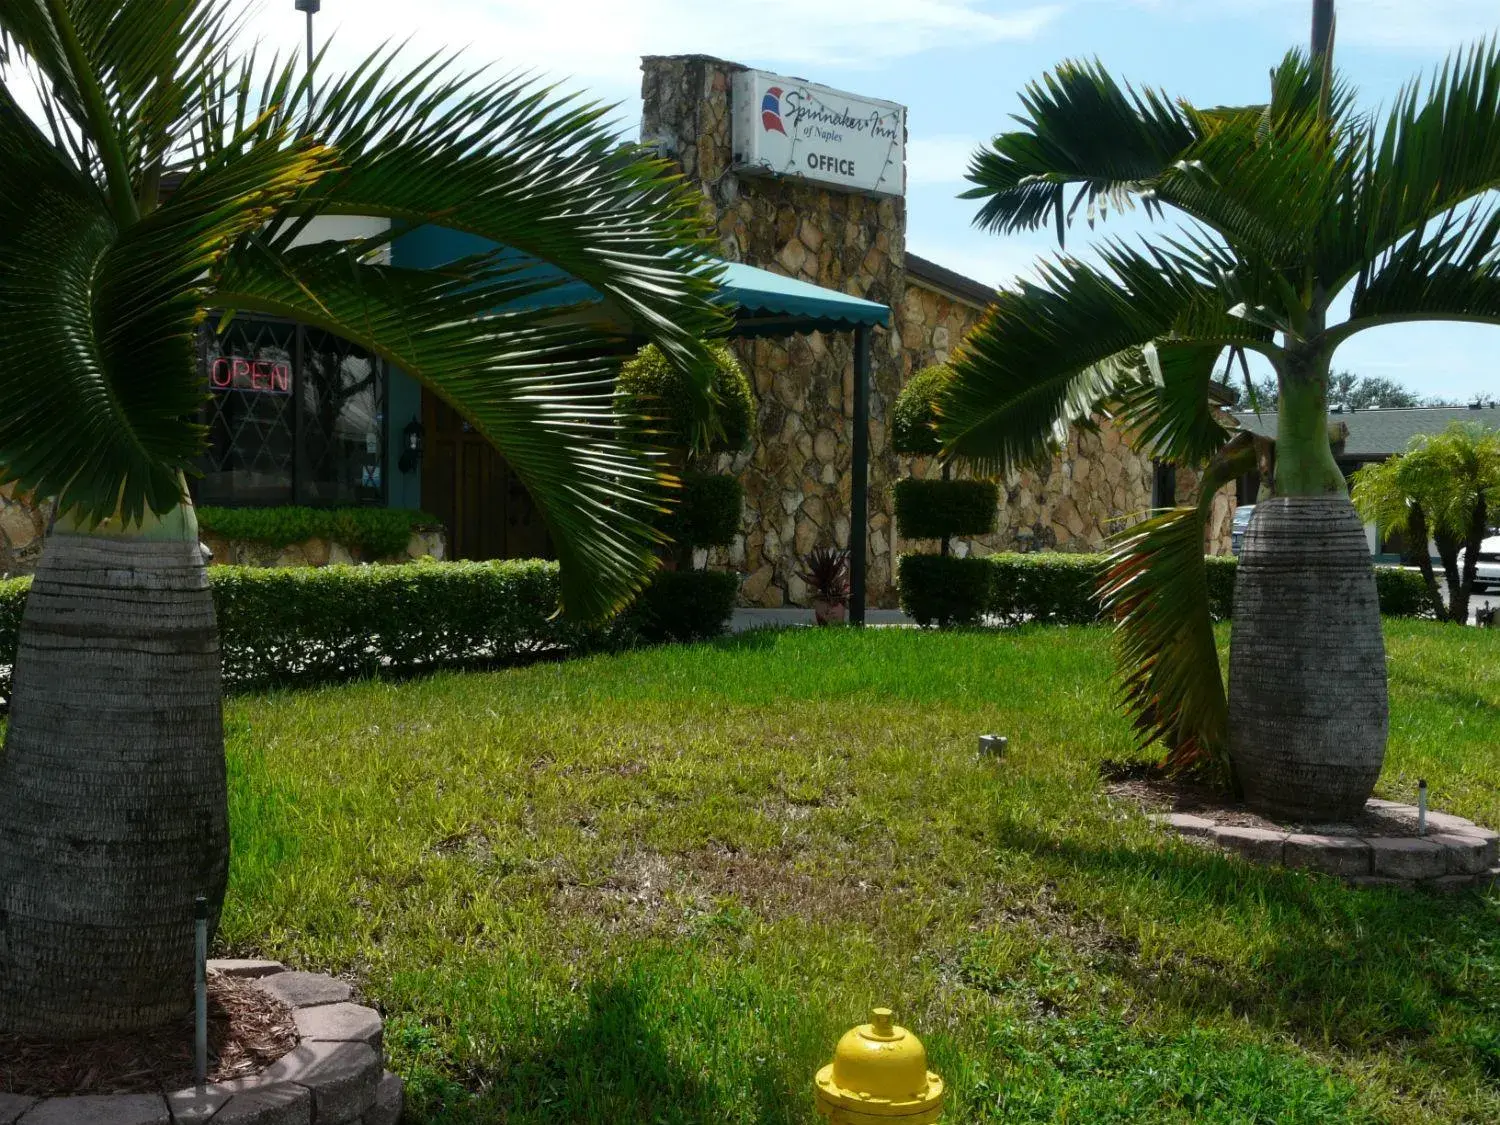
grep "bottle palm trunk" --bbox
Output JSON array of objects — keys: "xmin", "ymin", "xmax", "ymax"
[
  {"xmin": 1226, "ymin": 353, "xmax": 1389, "ymax": 821},
  {"xmin": 0, "ymin": 519, "xmax": 227, "ymax": 1038},
  {"xmin": 1228, "ymin": 496, "xmax": 1388, "ymax": 820}
]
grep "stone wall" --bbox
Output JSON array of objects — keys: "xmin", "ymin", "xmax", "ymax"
[
  {"xmin": 644, "ymin": 54, "xmax": 907, "ymax": 607},
  {"xmin": 645, "ymin": 54, "xmax": 1231, "ymax": 608},
  {"xmin": 0, "ymin": 485, "xmax": 49, "ymax": 578},
  {"xmin": 201, "ymin": 526, "xmax": 446, "ymax": 569}
]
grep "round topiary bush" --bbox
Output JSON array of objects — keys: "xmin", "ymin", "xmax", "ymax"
[
  {"xmin": 658, "ymin": 471, "xmax": 743, "ymax": 550},
  {"xmin": 618, "ymin": 342, "xmax": 755, "ymax": 456},
  {"xmin": 891, "ymin": 364, "xmax": 953, "ymax": 456}
]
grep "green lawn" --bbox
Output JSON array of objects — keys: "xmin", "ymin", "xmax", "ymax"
[{"xmin": 221, "ymin": 623, "xmax": 1500, "ymax": 1124}]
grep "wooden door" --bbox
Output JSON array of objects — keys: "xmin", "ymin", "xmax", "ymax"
[{"xmin": 420, "ymin": 391, "xmax": 552, "ymax": 561}]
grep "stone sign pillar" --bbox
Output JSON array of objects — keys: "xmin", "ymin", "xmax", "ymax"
[{"xmin": 642, "ymin": 55, "xmax": 906, "ymax": 608}]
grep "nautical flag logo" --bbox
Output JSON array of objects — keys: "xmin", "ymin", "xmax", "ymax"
[{"xmin": 761, "ymin": 87, "xmax": 787, "ymax": 135}]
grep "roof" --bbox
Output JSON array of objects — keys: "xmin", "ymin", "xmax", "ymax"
[
  {"xmin": 1232, "ymin": 405, "xmax": 1500, "ymax": 459},
  {"xmin": 714, "ymin": 260, "xmax": 890, "ymax": 335},
  {"xmin": 905, "ymin": 253, "xmax": 995, "ymax": 308}
]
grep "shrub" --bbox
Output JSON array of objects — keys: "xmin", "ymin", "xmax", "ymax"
[
  {"xmin": 897, "ymin": 554, "xmax": 992, "ymax": 627},
  {"xmin": 620, "ymin": 569, "xmax": 739, "ymax": 644},
  {"xmin": 986, "ymin": 553, "xmax": 1104, "ymax": 626},
  {"xmin": 891, "ymin": 364, "xmax": 951, "ymax": 456},
  {"xmin": 899, "ymin": 551, "xmax": 1436, "ymax": 630},
  {"xmin": 893, "ymin": 478, "xmax": 998, "ymax": 541},
  {"xmin": 617, "ymin": 342, "xmax": 755, "ymax": 455},
  {"xmin": 0, "ymin": 561, "xmax": 743, "ymax": 701},
  {"xmin": 988, "ymin": 552, "xmax": 1433, "ymax": 626},
  {"xmin": 197, "ymin": 506, "xmax": 439, "ymax": 559},
  {"xmin": 658, "ymin": 472, "xmax": 743, "ymax": 549}
]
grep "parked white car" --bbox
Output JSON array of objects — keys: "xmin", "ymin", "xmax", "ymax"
[
  {"xmin": 1458, "ymin": 535, "xmax": 1500, "ymax": 591},
  {"xmin": 1231, "ymin": 504, "xmax": 1255, "ymax": 555}
]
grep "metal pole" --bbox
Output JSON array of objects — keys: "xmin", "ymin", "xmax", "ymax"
[
  {"xmin": 295, "ymin": 1, "xmax": 321, "ymax": 121},
  {"xmin": 850, "ymin": 325, "xmax": 871, "ymax": 626},
  {"xmin": 194, "ymin": 895, "xmax": 209, "ymax": 1088}
]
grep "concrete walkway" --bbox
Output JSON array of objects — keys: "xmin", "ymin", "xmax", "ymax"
[{"xmin": 729, "ymin": 608, "xmax": 914, "ymax": 632}]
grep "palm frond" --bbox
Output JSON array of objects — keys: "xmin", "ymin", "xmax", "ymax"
[
  {"xmin": 1343, "ymin": 199, "xmax": 1500, "ymax": 331},
  {"xmin": 0, "ymin": 1, "xmax": 243, "ymax": 211},
  {"xmin": 962, "ymin": 58, "xmax": 1196, "ymax": 241},
  {"xmin": 1333, "ymin": 38, "xmax": 1500, "ymax": 292},
  {"xmin": 214, "ymin": 238, "xmax": 668, "ymax": 621},
  {"xmin": 0, "ymin": 76, "xmax": 325, "ymax": 523},
  {"xmin": 209, "ymin": 48, "xmax": 726, "ymax": 385},
  {"xmin": 1112, "ymin": 341, "xmax": 1234, "ymax": 465},
  {"xmin": 1099, "ymin": 431, "xmax": 1266, "ymax": 780},
  {"xmin": 937, "ymin": 239, "xmax": 1268, "ymax": 476}
]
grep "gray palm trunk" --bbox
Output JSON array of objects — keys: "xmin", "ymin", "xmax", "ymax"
[
  {"xmin": 0, "ymin": 526, "xmax": 227, "ymax": 1037},
  {"xmin": 1228, "ymin": 496, "xmax": 1388, "ymax": 820}
]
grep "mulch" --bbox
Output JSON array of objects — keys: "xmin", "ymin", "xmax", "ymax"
[
  {"xmin": 0, "ymin": 972, "xmax": 298, "ymax": 1097},
  {"xmin": 1103, "ymin": 762, "xmax": 1424, "ymax": 838}
]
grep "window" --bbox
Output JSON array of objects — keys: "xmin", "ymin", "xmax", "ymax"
[{"xmin": 198, "ymin": 316, "xmax": 385, "ymax": 507}]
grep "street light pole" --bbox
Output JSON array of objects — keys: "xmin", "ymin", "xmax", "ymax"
[{"xmin": 294, "ymin": 0, "xmax": 320, "ymax": 121}]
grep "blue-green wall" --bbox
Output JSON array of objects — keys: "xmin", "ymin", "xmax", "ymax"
[{"xmin": 386, "ymin": 368, "xmax": 423, "ymax": 510}]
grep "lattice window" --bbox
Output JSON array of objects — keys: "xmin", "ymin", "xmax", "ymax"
[{"xmin": 198, "ymin": 316, "xmax": 385, "ymax": 507}]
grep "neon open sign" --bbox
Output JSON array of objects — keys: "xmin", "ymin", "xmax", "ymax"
[{"xmin": 210, "ymin": 357, "xmax": 292, "ymax": 394}]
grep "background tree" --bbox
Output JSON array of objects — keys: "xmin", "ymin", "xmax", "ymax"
[
  {"xmin": 0, "ymin": 1, "xmax": 722, "ymax": 1038},
  {"xmin": 1352, "ymin": 423, "xmax": 1500, "ymax": 623},
  {"xmin": 942, "ymin": 6, "xmax": 1500, "ymax": 815},
  {"xmin": 1233, "ymin": 370, "xmax": 1431, "ymax": 411}
]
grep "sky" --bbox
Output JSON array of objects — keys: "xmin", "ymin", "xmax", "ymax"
[{"xmin": 242, "ymin": 1, "xmax": 1500, "ymax": 400}]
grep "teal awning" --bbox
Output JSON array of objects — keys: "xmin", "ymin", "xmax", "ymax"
[
  {"xmin": 712, "ymin": 260, "xmax": 890, "ymax": 337},
  {"xmin": 391, "ymin": 228, "xmax": 890, "ymax": 338}
]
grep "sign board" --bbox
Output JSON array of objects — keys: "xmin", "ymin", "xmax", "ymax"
[
  {"xmin": 731, "ymin": 69, "xmax": 905, "ymax": 198},
  {"xmin": 210, "ymin": 356, "xmax": 292, "ymax": 394}
]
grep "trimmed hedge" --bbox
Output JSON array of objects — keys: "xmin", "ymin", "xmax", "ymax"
[
  {"xmin": 197, "ymin": 506, "xmax": 439, "ymax": 559},
  {"xmin": 897, "ymin": 554, "xmax": 992, "ymax": 627},
  {"xmin": 898, "ymin": 551, "xmax": 1437, "ymax": 628},
  {"xmin": 659, "ymin": 472, "xmax": 743, "ymax": 550},
  {"xmin": 892, "ymin": 478, "xmax": 998, "ymax": 541},
  {"xmin": 0, "ymin": 561, "xmax": 742, "ymax": 698},
  {"xmin": 625, "ymin": 569, "xmax": 739, "ymax": 644},
  {"xmin": 617, "ymin": 342, "xmax": 755, "ymax": 455}
]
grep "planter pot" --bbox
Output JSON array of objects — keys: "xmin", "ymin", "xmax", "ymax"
[
  {"xmin": 813, "ymin": 598, "xmax": 848, "ymax": 626},
  {"xmin": 1228, "ymin": 496, "xmax": 1388, "ymax": 822}
]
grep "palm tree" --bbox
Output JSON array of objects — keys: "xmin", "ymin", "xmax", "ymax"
[
  {"xmin": 1352, "ymin": 422, "xmax": 1500, "ymax": 623},
  {"xmin": 939, "ymin": 6, "xmax": 1500, "ymax": 819},
  {"xmin": 0, "ymin": 2, "xmax": 722, "ymax": 1038}
]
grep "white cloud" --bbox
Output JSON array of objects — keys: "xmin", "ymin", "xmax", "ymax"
[
  {"xmin": 906, "ymin": 135, "xmax": 985, "ymax": 185},
  {"xmin": 241, "ymin": 1, "xmax": 1061, "ymax": 104}
]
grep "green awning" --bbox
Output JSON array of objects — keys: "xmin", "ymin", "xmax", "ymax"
[{"xmin": 712, "ymin": 259, "xmax": 890, "ymax": 337}]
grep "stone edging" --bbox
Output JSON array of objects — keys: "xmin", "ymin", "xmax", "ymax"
[
  {"xmin": 0, "ymin": 962, "xmax": 402, "ymax": 1125},
  {"xmin": 1153, "ymin": 799, "xmax": 1500, "ymax": 890}
]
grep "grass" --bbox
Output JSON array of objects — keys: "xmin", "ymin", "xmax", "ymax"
[{"xmin": 220, "ymin": 622, "xmax": 1500, "ymax": 1123}]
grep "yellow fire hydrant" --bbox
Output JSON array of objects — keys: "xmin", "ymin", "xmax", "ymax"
[{"xmin": 814, "ymin": 1008, "xmax": 945, "ymax": 1124}]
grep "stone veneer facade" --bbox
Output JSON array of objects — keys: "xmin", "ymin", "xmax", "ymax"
[{"xmin": 644, "ymin": 54, "xmax": 1231, "ymax": 608}]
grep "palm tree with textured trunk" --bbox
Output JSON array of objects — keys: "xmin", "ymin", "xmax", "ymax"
[
  {"xmin": 940, "ymin": 3, "xmax": 1500, "ymax": 819},
  {"xmin": 0, "ymin": 1, "xmax": 723, "ymax": 1038}
]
